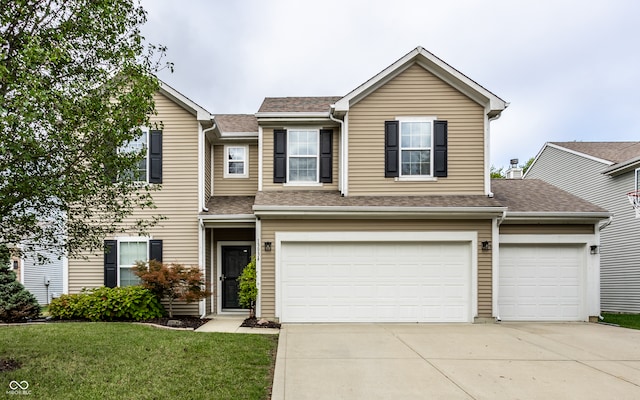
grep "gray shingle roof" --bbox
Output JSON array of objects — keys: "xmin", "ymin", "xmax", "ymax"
[
  {"xmin": 258, "ymin": 97, "xmax": 342, "ymax": 113},
  {"xmin": 214, "ymin": 114, "xmax": 258, "ymax": 133},
  {"xmin": 202, "ymin": 196, "xmax": 255, "ymax": 215},
  {"xmin": 254, "ymin": 191, "xmax": 503, "ymax": 208},
  {"xmin": 199, "ymin": 181, "xmax": 607, "ymax": 217},
  {"xmin": 491, "ymin": 179, "xmax": 607, "ymax": 213},
  {"xmin": 551, "ymin": 141, "xmax": 640, "ymax": 164}
]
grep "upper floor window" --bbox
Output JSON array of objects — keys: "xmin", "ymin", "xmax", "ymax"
[
  {"xmin": 120, "ymin": 128, "xmax": 148, "ymax": 182},
  {"xmin": 118, "ymin": 128, "xmax": 163, "ymax": 184},
  {"xmin": 400, "ymin": 121, "xmax": 432, "ymax": 176},
  {"xmin": 385, "ymin": 118, "xmax": 448, "ymax": 179},
  {"xmin": 273, "ymin": 128, "xmax": 332, "ymax": 184},
  {"xmin": 224, "ymin": 145, "xmax": 248, "ymax": 178},
  {"xmin": 288, "ymin": 130, "xmax": 319, "ymax": 183}
]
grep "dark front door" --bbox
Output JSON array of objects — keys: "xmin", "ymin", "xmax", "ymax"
[{"xmin": 221, "ymin": 245, "xmax": 251, "ymax": 309}]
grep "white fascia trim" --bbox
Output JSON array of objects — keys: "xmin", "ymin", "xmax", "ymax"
[
  {"xmin": 275, "ymin": 231, "xmax": 478, "ymax": 321},
  {"xmin": 546, "ymin": 143, "xmax": 614, "ymax": 166},
  {"xmin": 219, "ymin": 132, "xmax": 259, "ymax": 139},
  {"xmin": 199, "ymin": 214, "xmax": 256, "ymax": 222},
  {"xmin": 253, "ymin": 206, "xmax": 506, "ymax": 219},
  {"xmin": 603, "ymin": 156, "xmax": 640, "ymax": 176},
  {"xmin": 158, "ymin": 80, "xmax": 212, "ymax": 122},
  {"xmin": 504, "ymin": 211, "xmax": 612, "ymax": 221}
]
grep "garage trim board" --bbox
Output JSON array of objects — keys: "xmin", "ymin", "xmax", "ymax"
[{"xmin": 275, "ymin": 231, "xmax": 478, "ymax": 323}]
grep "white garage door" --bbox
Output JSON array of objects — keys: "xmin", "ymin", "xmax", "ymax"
[
  {"xmin": 279, "ymin": 241, "xmax": 472, "ymax": 323},
  {"xmin": 499, "ymin": 244, "xmax": 584, "ymax": 321}
]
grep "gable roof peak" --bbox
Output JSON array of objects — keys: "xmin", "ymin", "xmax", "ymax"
[{"xmin": 333, "ymin": 46, "xmax": 508, "ymax": 118}]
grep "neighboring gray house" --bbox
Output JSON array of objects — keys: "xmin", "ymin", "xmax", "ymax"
[
  {"xmin": 525, "ymin": 141, "xmax": 640, "ymax": 313},
  {"xmin": 20, "ymin": 248, "xmax": 66, "ymax": 305}
]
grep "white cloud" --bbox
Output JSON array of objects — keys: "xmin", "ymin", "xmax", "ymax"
[{"xmin": 140, "ymin": 0, "xmax": 640, "ymax": 164}]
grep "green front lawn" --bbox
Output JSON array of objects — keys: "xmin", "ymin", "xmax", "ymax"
[
  {"xmin": 0, "ymin": 323, "xmax": 278, "ymax": 399},
  {"xmin": 601, "ymin": 313, "xmax": 640, "ymax": 330}
]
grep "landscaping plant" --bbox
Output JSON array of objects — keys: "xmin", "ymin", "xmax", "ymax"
[
  {"xmin": 48, "ymin": 286, "xmax": 164, "ymax": 321},
  {"xmin": 0, "ymin": 245, "xmax": 40, "ymax": 322},
  {"xmin": 238, "ymin": 256, "xmax": 257, "ymax": 318},
  {"xmin": 134, "ymin": 260, "xmax": 210, "ymax": 317}
]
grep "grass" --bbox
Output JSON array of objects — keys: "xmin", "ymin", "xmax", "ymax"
[
  {"xmin": 0, "ymin": 323, "xmax": 278, "ymax": 399},
  {"xmin": 601, "ymin": 313, "xmax": 640, "ymax": 330}
]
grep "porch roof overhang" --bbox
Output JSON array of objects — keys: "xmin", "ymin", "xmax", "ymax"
[
  {"xmin": 252, "ymin": 205, "xmax": 507, "ymax": 220},
  {"xmin": 198, "ymin": 214, "xmax": 256, "ymax": 228},
  {"xmin": 501, "ymin": 211, "xmax": 612, "ymax": 225}
]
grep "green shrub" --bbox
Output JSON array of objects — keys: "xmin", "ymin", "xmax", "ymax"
[
  {"xmin": 49, "ymin": 286, "xmax": 165, "ymax": 321},
  {"xmin": 238, "ymin": 256, "xmax": 257, "ymax": 313},
  {"xmin": 0, "ymin": 250, "xmax": 40, "ymax": 322}
]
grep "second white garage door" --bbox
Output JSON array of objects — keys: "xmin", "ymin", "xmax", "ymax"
[
  {"xmin": 499, "ymin": 244, "xmax": 585, "ymax": 321},
  {"xmin": 278, "ymin": 241, "xmax": 472, "ymax": 323}
]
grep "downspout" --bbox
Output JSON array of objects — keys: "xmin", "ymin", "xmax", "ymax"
[
  {"xmin": 199, "ymin": 121, "xmax": 215, "ymax": 318},
  {"xmin": 201, "ymin": 122, "xmax": 216, "ymax": 212},
  {"xmin": 598, "ymin": 215, "xmax": 613, "ymax": 231},
  {"xmin": 328, "ymin": 106, "xmax": 345, "ymax": 195},
  {"xmin": 486, "ymin": 112, "xmax": 503, "ymax": 198}
]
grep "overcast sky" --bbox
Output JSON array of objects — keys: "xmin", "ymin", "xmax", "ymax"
[{"xmin": 140, "ymin": 0, "xmax": 640, "ymax": 168}]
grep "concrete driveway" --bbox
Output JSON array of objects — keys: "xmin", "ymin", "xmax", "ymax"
[{"xmin": 271, "ymin": 322, "xmax": 640, "ymax": 399}]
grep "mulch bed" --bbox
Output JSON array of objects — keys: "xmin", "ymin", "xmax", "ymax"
[
  {"xmin": 0, "ymin": 358, "xmax": 21, "ymax": 372},
  {"xmin": 141, "ymin": 317, "xmax": 210, "ymax": 330},
  {"xmin": 241, "ymin": 317, "xmax": 281, "ymax": 329}
]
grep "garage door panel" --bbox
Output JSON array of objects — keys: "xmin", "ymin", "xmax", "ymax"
[
  {"xmin": 280, "ymin": 241, "xmax": 471, "ymax": 323},
  {"xmin": 499, "ymin": 244, "xmax": 584, "ymax": 321}
]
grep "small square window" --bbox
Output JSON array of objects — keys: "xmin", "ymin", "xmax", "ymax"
[{"xmin": 224, "ymin": 146, "xmax": 248, "ymax": 178}]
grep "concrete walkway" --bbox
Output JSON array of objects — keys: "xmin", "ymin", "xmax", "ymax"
[
  {"xmin": 195, "ymin": 315, "xmax": 279, "ymax": 334},
  {"xmin": 271, "ymin": 322, "xmax": 640, "ymax": 399}
]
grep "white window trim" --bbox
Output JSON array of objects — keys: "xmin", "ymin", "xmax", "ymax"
[
  {"xmin": 223, "ymin": 145, "xmax": 249, "ymax": 179},
  {"xmin": 115, "ymin": 236, "xmax": 149, "ymax": 287},
  {"xmin": 635, "ymin": 168, "xmax": 640, "ymax": 191},
  {"xmin": 286, "ymin": 128, "xmax": 320, "ymax": 184},
  {"xmin": 396, "ymin": 116, "xmax": 436, "ymax": 179}
]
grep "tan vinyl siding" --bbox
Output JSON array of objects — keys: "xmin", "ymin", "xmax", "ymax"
[
  {"xmin": 262, "ymin": 126, "xmax": 339, "ymax": 191},
  {"xmin": 213, "ymin": 143, "xmax": 259, "ymax": 195},
  {"xmin": 499, "ymin": 224, "xmax": 595, "ymax": 235},
  {"xmin": 348, "ymin": 64, "xmax": 486, "ymax": 195},
  {"xmin": 68, "ymin": 92, "xmax": 201, "ymax": 315},
  {"xmin": 259, "ymin": 219, "xmax": 492, "ymax": 319}
]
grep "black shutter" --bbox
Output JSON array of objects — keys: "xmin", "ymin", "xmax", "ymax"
[
  {"xmin": 104, "ymin": 240, "xmax": 117, "ymax": 288},
  {"xmin": 149, "ymin": 239, "xmax": 163, "ymax": 262},
  {"xmin": 149, "ymin": 130, "xmax": 162, "ymax": 183},
  {"xmin": 273, "ymin": 129, "xmax": 287, "ymax": 183},
  {"xmin": 319, "ymin": 129, "xmax": 333, "ymax": 183},
  {"xmin": 433, "ymin": 120, "xmax": 448, "ymax": 177},
  {"xmin": 385, "ymin": 121, "xmax": 399, "ymax": 178}
]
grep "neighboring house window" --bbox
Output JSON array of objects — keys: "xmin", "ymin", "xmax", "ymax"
[
  {"xmin": 224, "ymin": 145, "xmax": 248, "ymax": 178},
  {"xmin": 273, "ymin": 128, "xmax": 332, "ymax": 184},
  {"xmin": 636, "ymin": 168, "xmax": 640, "ymax": 191},
  {"xmin": 385, "ymin": 119, "xmax": 448, "ymax": 178},
  {"xmin": 117, "ymin": 128, "xmax": 163, "ymax": 184},
  {"xmin": 288, "ymin": 129, "xmax": 319, "ymax": 182},
  {"xmin": 103, "ymin": 238, "xmax": 163, "ymax": 288}
]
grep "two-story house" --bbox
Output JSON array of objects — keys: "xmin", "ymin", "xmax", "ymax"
[
  {"xmin": 525, "ymin": 141, "xmax": 640, "ymax": 314},
  {"xmin": 68, "ymin": 47, "xmax": 610, "ymax": 322}
]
